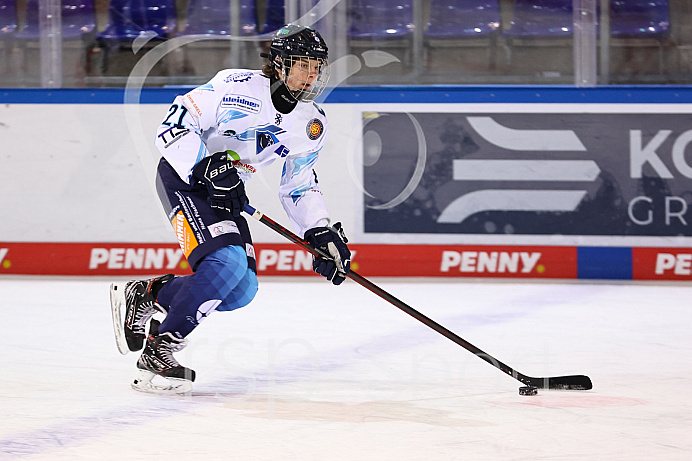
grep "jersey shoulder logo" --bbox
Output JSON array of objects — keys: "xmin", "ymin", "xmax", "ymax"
[
  {"xmin": 307, "ymin": 118, "xmax": 323, "ymax": 140},
  {"xmin": 224, "ymin": 71, "xmax": 254, "ymax": 83}
]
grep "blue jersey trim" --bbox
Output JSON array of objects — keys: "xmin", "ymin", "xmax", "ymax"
[{"xmin": 1, "ymin": 86, "xmax": 691, "ymax": 104}]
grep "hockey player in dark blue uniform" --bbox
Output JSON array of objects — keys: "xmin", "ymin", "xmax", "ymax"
[{"xmin": 109, "ymin": 24, "xmax": 351, "ymax": 394}]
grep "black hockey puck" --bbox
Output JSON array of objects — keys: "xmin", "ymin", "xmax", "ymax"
[{"xmin": 519, "ymin": 386, "xmax": 538, "ymax": 396}]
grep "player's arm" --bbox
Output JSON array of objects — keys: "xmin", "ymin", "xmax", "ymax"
[
  {"xmin": 154, "ymin": 87, "xmax": 218, "ymax": 183},
  {"xmin": 278, "ymin": 150, "xmax": 329, "ymax": 233},
  {"xmin": 279, "ymin": 151, "xmax": 351, "ymax": 285}
]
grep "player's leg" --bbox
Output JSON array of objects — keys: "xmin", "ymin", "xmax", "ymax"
[
  {"xmin": 109, "ymin": 274, "xmax": 174, "ymax": 355},
  {"xmin": 216, "ymin": 265, "xmax": 258, "ymax": 312},
  {"xmin": 156, "ymin": 245, "xmax": 255, "ymax": 336},
  {"xmin": 132, "ymin": 318, "xmax": 195, "ymax": 394},
  {"xmin": 121, "ymin": 158, "xmax": 258, "ymax": 393},
  {"xmin": 156, "ymin": 258, "xmax": 258, "ymax": 318},
  {"xmin": 132, "ymin": 245, "xmax": 255, "ymax": 394}
]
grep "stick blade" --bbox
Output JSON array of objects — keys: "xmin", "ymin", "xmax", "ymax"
[{"xmin": 525, "ymin": 375, "xmax": 593, "ymax": 390}]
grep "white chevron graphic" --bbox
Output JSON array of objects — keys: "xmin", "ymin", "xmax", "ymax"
[
  {"xmin": 467, "ymin": 117, "xmax": 586, "ymax": 151},
  {"xmin": 437, "ymin": 190, "xmax": 587, "ymax": 224},
  {"xmin": 433, "ymin": 117, "xmax": 595, "ymax": 224},
  {"xmin": 453, "ymin": 160, "xmax": 600, "ymax": 181}
]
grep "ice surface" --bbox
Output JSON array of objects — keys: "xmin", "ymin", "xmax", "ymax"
[{"xmin": 1, "ymin": 277, "xmax": 691, "ymax": 460}]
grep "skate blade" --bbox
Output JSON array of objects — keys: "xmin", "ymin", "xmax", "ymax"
[
  {"xmin": 110, "ymin": 282, "xmax": 130, "ymax": 355},
  {"xmin": 131, "ymin": 370, "xmax": 193, "ymax": 395}
]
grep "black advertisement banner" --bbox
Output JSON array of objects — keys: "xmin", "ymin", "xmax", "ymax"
[{"xmin": 363, "ymin": 112, "xmax": 692, "ymax": 236}]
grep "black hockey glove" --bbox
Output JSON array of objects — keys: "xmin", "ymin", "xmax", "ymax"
[
  {"xmin": 304, "ymin": 223, "xmax": 351, "ymax": 285},
  {"xmin": 192, "ymin": 151, "xmax": 248, "ymax": 218}
]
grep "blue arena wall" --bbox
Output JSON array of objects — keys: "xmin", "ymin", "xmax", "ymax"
[{"xmin": 1, "ymin": 85, "xmax": 692, "ymax": 104}]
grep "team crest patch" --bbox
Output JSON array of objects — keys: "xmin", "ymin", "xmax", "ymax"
[{"xmin": 307, "ymin": 118, "xmax": 323, "ymax": 140}]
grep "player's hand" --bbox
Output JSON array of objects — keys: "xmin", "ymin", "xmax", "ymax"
[
  {"xmin": 304, "ymin": 223, "xmax": 351, "ymax": 285},
  {"xmin": 192, "ymin": 152, "xmax": 248, "ymax": 218}
]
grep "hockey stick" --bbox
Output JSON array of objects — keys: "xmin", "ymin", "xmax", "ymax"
[{"xmin": 244, "ymin": 204, "xmax": 592, "ymax": 391}]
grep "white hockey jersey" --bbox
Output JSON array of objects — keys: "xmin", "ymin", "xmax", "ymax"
[{"xmin": 154, "ymin": 69, "xmax": 331, "ymax": 237}]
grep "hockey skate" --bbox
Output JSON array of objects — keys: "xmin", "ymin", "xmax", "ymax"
[
  {"xmin": 132, "ymin": 319, "xmax": 196, "ymax": 395},
  {"xmin": 110, "ymin": 274, "xmax": 174, "ymax": 355}
]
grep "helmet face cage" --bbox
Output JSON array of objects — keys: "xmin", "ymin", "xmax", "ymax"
[
  {"xmin": 277, "ymin": 55, "xmax": 330, "ymax": 102},
  {"xmin": 269, "ymin": 25, "xmax": 330, "ymax": 102}
]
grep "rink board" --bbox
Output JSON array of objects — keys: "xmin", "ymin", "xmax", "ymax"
[
  {"xmin": 2, "ymin": 86, "xmax": 692, "ymax": 280},
  {"xmin": 2, "ymin": 241, "xmax": 692, "ymax": 280}
]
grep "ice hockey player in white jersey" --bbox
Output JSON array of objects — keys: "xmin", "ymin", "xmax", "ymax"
[{"xmin": 109, "ymin": 24, "xmax": 351, "ymax": 395}]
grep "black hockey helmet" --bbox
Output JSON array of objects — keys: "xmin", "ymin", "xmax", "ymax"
[
  {"xmin": 263, "ymin": 24, "xmax": 330, "ymax": 102},
  {"xmin": 269, "ymin": 24, "xmax": 328, "ymax": 62}
]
